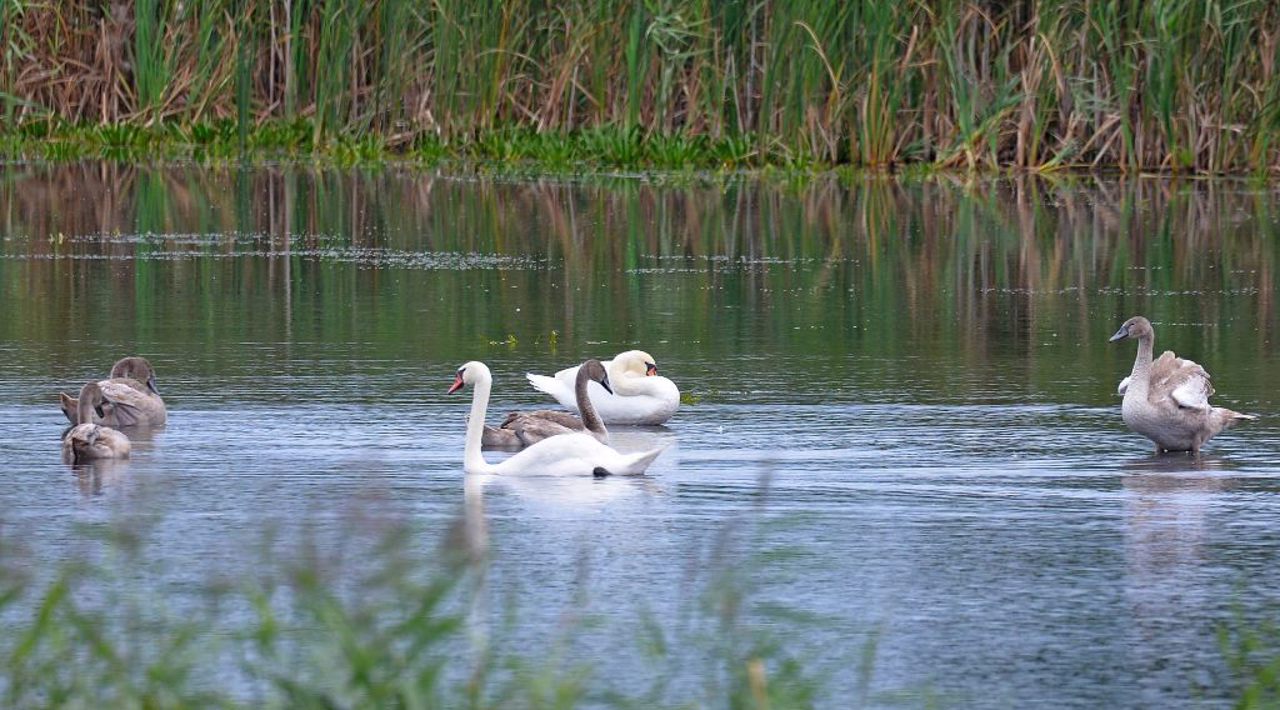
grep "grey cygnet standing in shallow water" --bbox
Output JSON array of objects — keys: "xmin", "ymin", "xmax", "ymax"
[{"xmin": 1110, "ymin": 315, "xmax": 1255, "ymax": 454}]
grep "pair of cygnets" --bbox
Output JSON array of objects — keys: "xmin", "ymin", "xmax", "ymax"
[
  {"xmin": 59, "ymin": 357, "xmax": 167, "ymax": 464},
  {"xmin": 449, "ymin": 350, "xmax": 679, "ymax": 477}
]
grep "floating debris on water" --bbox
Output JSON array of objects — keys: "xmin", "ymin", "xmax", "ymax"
[{"xmin": 0, "ymin": 240, "xmax": 550, "ymax": 271}]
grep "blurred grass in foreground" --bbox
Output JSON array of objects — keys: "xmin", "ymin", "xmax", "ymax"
[{"xmin": 0, "ymin": 478, "xmax": 864, "ymax": 709}]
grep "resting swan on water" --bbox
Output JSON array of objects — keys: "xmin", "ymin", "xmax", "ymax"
[
  {"xmin": 1110, "ymin": 316, "xmax": 1255, "ymax": 454},
  {"xmin": 483, "ymin": 359, "xmax": 612, "ymax": 449},
  {"xmin": 527, "ymin": 350, "xmax": 679, "ymax": 425},
  {"xmin": 59, "ymin": 356, "xmax": 167, "ymax": 427},
  {"xmin": 450, "ymin": 361, "xmax": 664, "ymax": 476},
  {"xmin": 62, "ymin": 382, "xmax": 132, "ymax": 463}
]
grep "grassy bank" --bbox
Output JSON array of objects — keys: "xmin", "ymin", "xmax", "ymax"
[
  {"xmin": 0, "ymin": 120, "xmax": 772, "ymax": 170},
  {"xmin": 2, "ymin": 1, "xmax": 1278, "ymax": 173}
]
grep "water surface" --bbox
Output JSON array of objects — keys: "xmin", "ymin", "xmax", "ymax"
[{"xmin": 2, "ymin": 165, "xmax": 1279, "ymax": 706}]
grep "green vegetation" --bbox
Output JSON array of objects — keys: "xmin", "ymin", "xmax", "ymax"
[
  {"xmin": 1222, "ymin": 614, "xmax": 1280, "ymax": 708},
  {"xmin": 0, "ymin": 505, "xmax": 833, "ymax": 708},
  {"xmin": 2, "ymin": 1, "xmax": 1278, "ymax": 172}
]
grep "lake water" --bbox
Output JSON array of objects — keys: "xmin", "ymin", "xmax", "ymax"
[{"xmin": 1, "ymin": 164, "xmax": 1279, "ymax": 706}]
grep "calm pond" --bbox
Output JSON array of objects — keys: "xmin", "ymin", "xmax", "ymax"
[{"xmin": 2, "ymin": 164, "xmax": 1279, "ymax": 706}]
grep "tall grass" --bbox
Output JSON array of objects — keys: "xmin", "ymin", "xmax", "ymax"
[{"xmin": 3, "ymin": 0, "xmax": 1278, "ymax": 172}]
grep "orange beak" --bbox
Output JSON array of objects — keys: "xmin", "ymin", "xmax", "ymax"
[
  {"xmin": 447, "ymin": 373, "xmax": 465, "ymax": 394},
  {"xmin": 645, "ymin": 363, "xmax": 658, "ymax": 377}
]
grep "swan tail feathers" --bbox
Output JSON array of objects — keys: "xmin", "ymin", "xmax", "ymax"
[
  {"xmin": 1214, "ymin": 407, "xmax": 1258, "ymax": 431},
  {"xmin": 616, "ymin": 446, "xmax": 665, "ymax": 475},
  {"xmin": 59, "ymin": 392, "xmax": 78, "ymax": 424}
]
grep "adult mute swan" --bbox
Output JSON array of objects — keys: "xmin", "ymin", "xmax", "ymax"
[
  {"xmin": 526, "ymin": 350, "xmax": 679, "ymax": 425},
  {"xmin": 62, "ymin": 383, "xmax": 132, "ymax": 463},
  {"xmin": 1110, "ymin": 316, "xmax": 1255, "ymax": 453},
  {"xmin": 450, "ymin": 361, "xmax": 664, "ymax": 476},
  {"xmin": 59, "ymin": 356, "xmax": 167, "ymax": 427},
  {"xmin": 483, "ymin": 359, "xmax": 611, "ymax": 448}
]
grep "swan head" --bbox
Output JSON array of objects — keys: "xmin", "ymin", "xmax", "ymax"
[
  {"xmin": 1109, "ymin": 316, "xmax": 1153, "ymax": 343},
  {"xmin": 606, "ymin": 351, "xmax": 661, "ymax": 396},
  {"xmin": 448, "ymin": 361, "xmax": 491, "ymax": 394},
  {"xmin": 74, "ymin": 425, "xmax": 101, "ymax": 447},
  {"xmin": 580, "ymin": 359, "xmax": 614, "ymax": 394},
  {"xmin": 612, "ymin": 350, "xmax": 659, "ymax": 378},
  {"xmin": 110, "ymin": 356, "xmax": 160, "ymax": 395}
]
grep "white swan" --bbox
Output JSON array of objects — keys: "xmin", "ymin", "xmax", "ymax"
[
  {"xmin": 526, "ymin": 350, "xmax": 679, "ymax": 425},
  {"xmin": 449, "ymin": 361, "xmax": 665, "ymax": 476}
]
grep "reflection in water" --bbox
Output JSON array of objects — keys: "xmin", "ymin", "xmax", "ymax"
[
  {"xmin": 114, "ymin": 425, "xmax": 165, "ymax": 454},
  {"xmin": 457, "ymin": 475, "xmax": 489, "ymax": 679},
  {"xmin": 69, "ymin": 459, "xmax": 129, "ymax": 497},
  {"xmin": 1122, "ymin": 454, "xmax": 1237, "ymax": 476},
  {"xmin": 1, "ymin": 166, "xmax": 1277, "ymax": 394},
  {"xmin": 487, "ymin": 473, "xmax": 654, "ymax": 510},
  {"xmin": 1122, "ymin": 468, "xmax": 1235, "ymax": 701}
]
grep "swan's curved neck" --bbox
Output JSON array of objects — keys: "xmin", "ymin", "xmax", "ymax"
[
  {"xmin": 1129, "ymin": 333, "xmax": 1155, "ymax": 391},
  {"xmin": 77, "ymin": 394, "xmax": 97, "ymax": 425},
  {"xmin": 609, "ymin": 364, "xmax": 653, "ymax": 397},
  {"xmin": 464, "ymin": 377, "xmax": 496, "ymax": 474},
  {"xmin": 575, "ymin": 369, "xmax": 608, "ymax": 436}
]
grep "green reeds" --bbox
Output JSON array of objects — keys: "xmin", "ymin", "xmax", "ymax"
[{"xmin": 1, "ymin": 0, "xmax": 1278, "ymax": 173}]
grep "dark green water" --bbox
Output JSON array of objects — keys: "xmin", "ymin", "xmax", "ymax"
[{"xmin": 2, "ymin": 163, "xmax": 1279, "ymax": 706}]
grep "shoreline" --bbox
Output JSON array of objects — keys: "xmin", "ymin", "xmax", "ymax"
[{"xmin": 3, "ymin": 122, "xmax": 1278, "ymax": 179}]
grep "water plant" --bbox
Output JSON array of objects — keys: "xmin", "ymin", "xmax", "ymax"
[{"xmin": 0, "ymin": 1, "xmax": 1277, "ymax": 172}]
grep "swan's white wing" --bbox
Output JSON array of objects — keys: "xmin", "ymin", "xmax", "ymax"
[
  {"xmin": 1148, "ymin": 351, "xmax": 1214, "ymax": 411},
  {"xmin": 495, "ymin": 433, "xmax": 612, "ymax": 476},
  {"xmin": 533, "ymin": 359, "xmax": 678, "ymax": 425},
  {"xmin": 529, "ymin": 357, "xmax": 617, "ymax": 406},
  {"xmin": 1117, "ymin": 376, "xmax": 1131, "ymax": 395},
  {"xmin": 586, "ymin": 376, "xmax": 680, "ymax": 425},
  {"xmin": 493, "ymin": 433, "xmax": 662, "ymax": 476},
  {"xmin": 526, "ymin": 373, "xmax": 576, "ymax": 408},
  {"xmin": 1170, "ymin": 377, "xmax": 1213, "ymax": 410},
  {"xmin": 551, "ymin": 363, "xmax": 580, "ymax": 386},
  {"xmin": 551, "ymin": 358, "xmax": 615, "ymax": 387}
]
